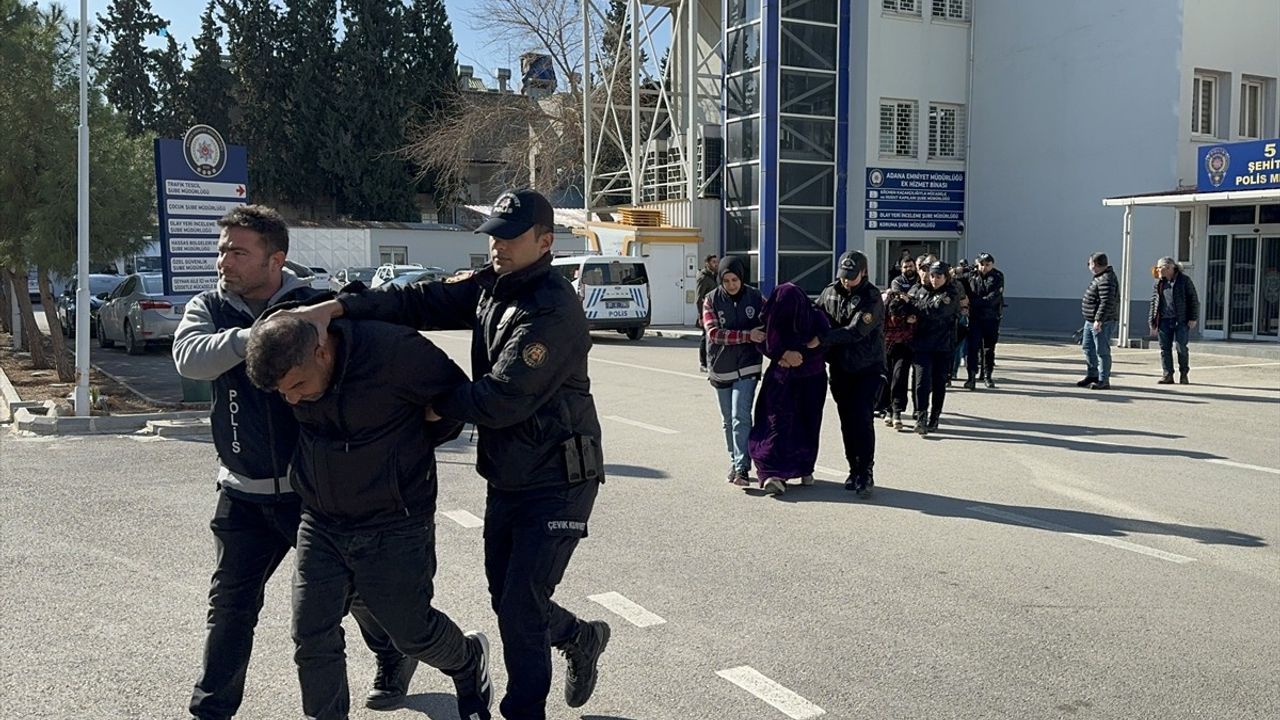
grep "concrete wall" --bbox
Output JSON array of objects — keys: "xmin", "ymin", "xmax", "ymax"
[
  {"xmin": 965, "ymin": 0, "xmax": 1185, "ymax": 331},
  {"xmin": 288, "ymin": 227, "xmax": 491, "ymax": 274}
]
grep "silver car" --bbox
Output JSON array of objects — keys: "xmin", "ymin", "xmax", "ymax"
[{"xmin": 96, "ymin": 273, "xmax": 191, "ymax": 355}]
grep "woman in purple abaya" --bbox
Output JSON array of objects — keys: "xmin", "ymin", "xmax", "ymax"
[{"xmin": 747, "ymin": 283, "xmax": 830, "ymax": 495}]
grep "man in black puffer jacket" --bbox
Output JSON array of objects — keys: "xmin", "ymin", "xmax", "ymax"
[
  {"xmin": 908, "ymin": 262, "xmax": 961, "ymax": 434},
  {"xmin": 1148, "ymin": 257, "xmax": 1200, "ymax": 385},
  {"xmin": 816, "ymin": 251, "xmax": 884, "ymax": 495},
  {"xmin": 172, "ymin": 205, "xmax": 406, "ymax": 718},
  {"xmin": 1078, "ymin": 252, "xmax": 1120, "ymax": 390},
  {"xmin": 965, "ymin": 252, "xmax": 1005, "ymax": 389},
  {"xmin": 245, "ymin": 314, "xmax": 493, "ymax": 720}
]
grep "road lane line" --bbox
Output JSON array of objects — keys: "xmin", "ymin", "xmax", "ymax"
[
  {"xmin": 587, "ymin": 591, "xmax": 666, "ymax": 627},
  {"xmin": 967, "ymin": 505, "xmax": 1195, "ymax": 564},
  {"xmin": 717, "ymin": 666, "xmax": 826, "ymax": 719},
  {"xmin": 1191, "ymin": 361, "xmax": 1280, "ymax": 371},
  {"xmin": 1205, "ymin": 459, "xmax": 1280, "ymax": 476},
  {"xmin": 603, "ymin": 415, "xmax": 679, "ymax": 434},
  {"xmin": 591, "ymin": 357, "xmax": 706, "ymax": 380},
  {"xmin": 438, "ymin": 509, "xmax": 483, "ymax": 528}
]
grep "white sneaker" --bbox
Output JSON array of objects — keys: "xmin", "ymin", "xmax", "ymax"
[
  {"xmin": 763, "ymin": 478, "xmax": 786, "ymax": 495},
  {"xmin": 799, "ymin": 474, "xmax": 815, "ymax": 486}
]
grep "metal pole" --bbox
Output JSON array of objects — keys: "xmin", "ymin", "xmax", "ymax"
[
  {"xmin": 582, "ymin": 0, "xmax": 593, "ymax": 220},
  {"xmin": 74, "ymin": 0, "xmax": 91, "ymax": 416},
  {"xmin": 630, "ymin": 0, "xmax": 641, "ymax": 206},
  {"xmin": 687, "ymin": 0, "xmax": 697, "ymax": 203},
  {"xmin": 1119, "ymin": 203, "xmax": 1133, "ymax": 347}
]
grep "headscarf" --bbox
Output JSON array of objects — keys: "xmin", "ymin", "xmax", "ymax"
[{"xmin": 760, "ymin": 282, "xmax": 830, "ymax": 358}]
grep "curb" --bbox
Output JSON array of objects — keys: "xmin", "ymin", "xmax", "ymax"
[
  {"xmin": 645, "ymin": 327, "xmax": 701, "ymax": 341},
  {"xmin": 0, "ymin": 364, "xmax": 20, "ymax": 424},
  {"xmin": 14, "ymin": 406, "xmax": 208, "ymax": 436},
  {"xmin": 90, "ymin": 362, "xmax": 211, "ymax": 412}
]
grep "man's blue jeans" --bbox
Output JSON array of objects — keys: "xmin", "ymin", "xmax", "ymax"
[
  {"xmin": 1158, "ymin": 318, "xmax": 1190, "ymax": 376},
  {"xmin": 715, "ymin": 376, "xmax": 758, "ymax": 475},
  {"xmin": 1081, "ymin": 320, "xmax": 1115, "ymax": 382}
]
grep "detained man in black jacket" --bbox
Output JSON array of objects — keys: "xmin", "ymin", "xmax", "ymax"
[
  {"xmin": 286, "ymin": 189, "xmax": 610, "ymax": 720},
  {"xmin": 908, "ymin": 262, "xmax": 961, "ymax": 435},
  {"xmin": 816, "ymin": 251, "xmax": 885, "ymax": 496},
  {"xmin": 965, "ymin": 252, "xmax": 1005, "ymax": 389},
  {"xmin": 245, "ymin": 314, "xmax": 492, "ymax": 720},
  {"xmin": 172, "ymin": 205, "xmax": 406, "ymax": 719}
]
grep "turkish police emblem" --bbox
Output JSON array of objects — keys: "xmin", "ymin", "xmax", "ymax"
[
  {"xmin": 1204, "ymin": 147, "xmax": 1230, "ymax": 188},
  {"xmin": 867, "ymin": 168, "xmax": 885, "ymax": 188},
  {"xmin": 183, "ymin": 124, "xmax": 227, "ymax": 178},
  {"xmin": 493, "ymin": 192, "xmax": 520, "ymax": 216},
  {"xmin": 862, "ymin": 312, "xmax": 874, "ymax": 325},
  {"xmin": 745, "ymin": 306, "xmax": 757, "ymax": 319},
  {"xmin": 522, "ymin": 342, "xmax": 548, "ymax": 368}
]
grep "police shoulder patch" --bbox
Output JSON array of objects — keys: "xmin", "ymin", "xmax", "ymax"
[
  {"xmin": 943, "ymin": 296, "xmax": 952, "ymax": 304},
  {"xmin": 522, "ymin": 342, "xmax": 549, "ymax": 368},
  {"xmin": 862, "ymin": 312, "xmax": 874, "ymax": 324}
]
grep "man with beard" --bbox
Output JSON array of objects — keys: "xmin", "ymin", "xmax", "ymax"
[{"xmin": 964, "ymin": 252, "xmax": 1005, "ymax": 389}]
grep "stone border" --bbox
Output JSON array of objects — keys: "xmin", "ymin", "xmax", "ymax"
[{"xmin": 13, "ymin": 406, "xmax": 208, "ymax": 436}]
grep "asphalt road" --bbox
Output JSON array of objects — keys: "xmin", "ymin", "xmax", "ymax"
[{"xmin": 2, "ymin": 334, "xmax": 1279, "ymax": 719}]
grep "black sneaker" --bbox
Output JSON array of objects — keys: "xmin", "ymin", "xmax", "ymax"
[
  {"xmin": 1090, "ymin": 381, "xmax": 1111, "ymax": 390},
  {"xmin": 1157, "ymin": 374, "xmax": 1174, "ymax": 385},
  {"xmin": 963, "ymin": 378, "xmax": 976, "ymax": 390},
  {"xmin": 1179, "ymin": 372, "xmax": 1189, "ymax": 385},
  {"xmin": 365, "ymin": 655, "xmax": 418, "ymax": 711},
  {"xmin": 873, "ymin": 409, "xmax": 886, "ymax": 419},
  {"xmin": 1075, "ymin": 376, "xmax": 1098, "ymax": 388},
  {"xmin": 844, "ymin": 473, "xmax": 858, "ymax": 491},
  {"xmin": 927, "ymin": 417, "xmax": 940, "ymax": 432},
  {"xmin": 914, "ymin": 419, "xmax": 929, "ymax": 436},
  {"xmin": 454, "ymin": 632, "xmax": 492, "ymax": 720},
  {"xmin": 892, "ymin": 412, "xmax": 904, "ymax": 431},
  {"xmin": 984, "ymin": 377, "xmax": 996, "ymax": 389},
  {"xmin": 562, "ymin": 620, "xmax": 611, "ymax": 708}
]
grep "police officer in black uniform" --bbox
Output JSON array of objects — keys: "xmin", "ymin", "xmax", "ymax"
[
  {"xmin": 816, "ymin": 251, "xmax": 885, "ymax": 496},
  {"xmin": 291, "ymin": 189, "xmax": 610, "ymax": 720},
  {"xmin": 173, "ymin": 205, "xmax": 407, "ymax": 719},
  {"xmin": 965, "ymin": 252, "xmax": 1005, "ymax": 389}
]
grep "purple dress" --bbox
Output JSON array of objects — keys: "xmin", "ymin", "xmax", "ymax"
[{"xmin": 748, "ymin": 283, "xmax": 830, "ymax": 480}]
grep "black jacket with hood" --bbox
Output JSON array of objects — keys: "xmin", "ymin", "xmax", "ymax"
[{"xmin": 816, "ymin": 254, "xmax": 886, "ymax": 374}]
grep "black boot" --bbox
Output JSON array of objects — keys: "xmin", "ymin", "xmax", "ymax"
[
  {"xmin": 1179, "ymin": 372, "xmax": 1189, "ymax": 385},
  {"xmin": 366, "ymin": 656, "xmax": 418, "ymax": 711},
  {"xmin": 1076, "ymin": 376, "xmax": 1098, "ymax": 387},
  {"xmin": 562, "ymin": 620, "xmax": 611, "ymax": 708}
]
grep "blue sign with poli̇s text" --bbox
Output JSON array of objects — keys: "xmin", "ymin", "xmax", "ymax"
[
  {"xmin": 154, "ymin": 125, "xmax": 249, "ymax": 295},
  {"xmin": 1197, "ymin": 138, "xmax": 1280, "ymax": 192},
  {"xmin": 865, "ymin": 168, "xmax": 965, "ymax": 232}
]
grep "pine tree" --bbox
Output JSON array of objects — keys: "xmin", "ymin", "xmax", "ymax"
[
  {"xmin": 151, "ymin": 33, "xmax": 189, "ymax": 138},
  {"xmin": 327, "ymin": 0, "xmax": 417, "ymax": 220},
  {"xmin": 95, "ymin": 0, "xmax": 167, "ymax": 136},
  {"xmin": 402, "ymin": 0, "xmax": 459, "ymax": 204},
  {"xmin": 279, "ymin": 0, "xmax": 339, "ymax": 215},
  {"xmin": 185, "ymin": 1, "xmax": 235, "ymax": 138},
  {"xmin": 221, "ymin": 0, "xmax": 287, "ymax": 204}
]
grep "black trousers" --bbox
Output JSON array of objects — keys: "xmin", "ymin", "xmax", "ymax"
[
  {"xmin": 830, "ymin": 367, "xmax": 881, "ymax": 474},
  {"xmin": 293, "ymin": 515, "xmax": 474, "ymax": 720},
  {"xmin": 882, "ymin": 343, "xmax": 913, "ymax": 414},
  {"xmin": 698, "ymin": 326, "xmax": 708, "ymax": 368},
  {"xmin": 967, "ymin": 317, "xmax": 1000, "ymax": 379},
  {"xmin": 190, "ymin": 491, "xmax": 398, "ymax": 720},
  {"xmin": 912, "ymin": 350, "xmax": 952, "ymax": 423},
  {"xmin": 485, "ymin": 479, "xmax": 599, "ymax": 720}
]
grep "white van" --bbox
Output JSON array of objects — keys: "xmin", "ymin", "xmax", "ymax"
[{"xmin": 552, "ymin": 255, "xmax": 650, "ymax": 340}]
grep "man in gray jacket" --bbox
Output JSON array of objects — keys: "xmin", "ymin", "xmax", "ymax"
[
  {"xmin": 1078, "ymin": 251, "xmax": 1120, "ymax": 391},
  {"xmin": 172, "ymin": 205, "xmax": 407, "ymax": 719}
]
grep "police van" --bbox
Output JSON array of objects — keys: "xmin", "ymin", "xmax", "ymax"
[{"xmin": 551, "ymin": 255, "xmax": 650, "ymax": 340}]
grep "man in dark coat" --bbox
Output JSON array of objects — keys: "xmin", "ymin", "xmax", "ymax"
[
  {"xmin": 1148, "ymin": 257, "xmax": 1200, "ymax": 385},
  {"xmin": 694, "ymin": 254, "xmax": 719, "ymax": 372},
  {"xmin": 908, "ymin": 262, "xmax": 961, "ymax": 434},
  {"xmin": 1079, "ymin": 252, "xmax": 1120, "ymax": 390},
  {"xmin": 965, "ymin": 252, "xmax": 1005, "ymax": 389},
  {"xmin": 816, "ymin": 250, "xmax": 885, "ymax": 495}
]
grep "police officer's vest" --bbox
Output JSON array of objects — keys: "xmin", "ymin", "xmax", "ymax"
[{"xmin": 706, "ymin": 286, "xmax": 764, "ymax": 387}]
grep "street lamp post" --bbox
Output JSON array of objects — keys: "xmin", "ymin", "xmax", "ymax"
[{"xmin": 74, "ymin": 0, "xmax": 90, "ymax": 416}]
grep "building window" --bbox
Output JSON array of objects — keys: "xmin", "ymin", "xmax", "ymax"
[
  {"xmin": 379, "ymin": 246, "xmax": 408, "ymax": 265},
  {"xmin": 882, "ymin": 0, "xmax": 920, "ymax": 16},
  {"xmin": 879, "ymin": 99, "xmax": 918, "ymax": 158},
  {"xmin": 1192, "ymin": 73, "xmax": 1217, "ymax": 137},
  {"xmin": 1240, "ymin": 77, "xmax": 1264, "ymax": 139},
  {"xmin": 931, "ymin": 0, "xmax": 969, "ymax": 21},
  {"xmin": 781, "ymin": 22, "xmax": 837, "ymax": 71},
  {"xmin": 928, "ymin": 103, "xmax": 965, "ymax": 159},
  {"xmin": 1177, "ymin": 210, "xmax": 1192, "ymax": 265}
]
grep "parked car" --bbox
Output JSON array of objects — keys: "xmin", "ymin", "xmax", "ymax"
[
  {"xmin": 56, "ymin": 273, "xmax": 121, "ymax": 338},
  {"xmin": 384, "ymin": 267, "xmax": 448, "ymax": 288},
  {"xmin": 305, "ymin": 266, "xmax": 329, "ymax": 290},
  {"xmin": 370, "ymin": 263, "xmax": 425, "ymax": 288},
  {"xmin": 551, "ymin": 255, "xmax": 651, "ymax": 340},
  {"xmin": 96, "ymin": 273, "xmax": 191, "ymax": 355},
  {"xmin": 330, "ymin": 266, "xmax": 377, "ymax": 291}
]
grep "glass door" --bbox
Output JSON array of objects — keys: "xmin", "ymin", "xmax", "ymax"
[
  {"xmin": 1228, "ymin": 236, "xmax": 1258, "ymax": 337},
  {"xmin": 1258, "ymin": 237, "xmax": 1280, "ymax": 340},
  {"xmin": 1204, "ymin": 234, "xmax": 1227, "ymax": 336}
]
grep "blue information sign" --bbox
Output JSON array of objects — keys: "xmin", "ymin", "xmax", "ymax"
[
  {"xmin": 1197, "ymin": 138, "xmax": 1280, "ymax": 192},
  {"xmin": 154, "ymin": 125, "xmax": 249, "ymax": 295},
  {"xmin": 865, "ymin": 168, "xmax": 965, "ymax": 232}
]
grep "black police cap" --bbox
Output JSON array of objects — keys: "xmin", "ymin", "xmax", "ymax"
[{"xmin": 475, "ymin": 189, "xmax": 556, "ymax": 240}]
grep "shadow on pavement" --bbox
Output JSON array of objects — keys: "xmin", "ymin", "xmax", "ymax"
[
  {"xmin": 605, "ymin": 463, "xmax": 670, "ymax": 480},
  {"xmin": 927, "ymin": 426, "xmax": 1224, "ymax": 460},
  {"xmin": 591, "ymin": 335, "xmax": 696, "ymax": 350},
  {"xmin": 943, "ymin": 413, "xmax": 1183, "ymax": 440},
  {"xmin": 773, "ymin": 484, "xmax": 1267, "ymax": 547},
  {"xmin": 993, "ymin": 376, "xmax": 1278, "ymax": 405},
  {"xmin": 400, "ymin": 691, "xmax": 462, "ymax": 718},
  {"xmin": 974, "ymin": 383, "xmax": 1207, "ymax": 405}
]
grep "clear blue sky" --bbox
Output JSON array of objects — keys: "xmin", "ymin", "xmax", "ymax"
[{"xmin": 42, "ymin": 0, "xmax": 517, "ymax": 85}]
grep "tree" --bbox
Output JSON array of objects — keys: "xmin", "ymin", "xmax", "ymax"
[
  {"xmin": 279, "ymin": 0, "xmax": 339, "ymax": 216},
  {"xmin": 401, "ymin": 0, "xmax": 459, "ymax": 204},
  {"xmin": 221, "ymin": 0, "xmax": 288, "ymax": 204},
  {"xmin": 151, "ymin": 32, "xmax": 189, "ymax": 139},
  {"xmin": 95, "ymin": 0, "xmax": 166, "ymax": 136},
  {"xmin": 185, "ymin": 1, "xmax": 235, "ymax": 137},
  {"xmin": 326, "ymin": 0, "xmax": 418, "ymax": 220}
]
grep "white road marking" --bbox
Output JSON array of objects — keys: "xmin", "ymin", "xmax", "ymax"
[
  {"xmin": 587, "ymin": 591, "xmax": 667, "ymax": 627},
  {"xmin": 130, "ymin": 435, "xmax": 165, "ymax": 442},
  {"xmin": 1192, "ymin": 361, "xmax": 1280, "ymax": 371},
  {"xmin": 603, "ymin": 415, "xmax": 678, "ymax": 434},
  {"xmin": 967, "ymin": 505, "xmax": 1195, "ymax": 564},
  {"xmin": 717, "ymin": 666, "xmax": 826, "ymax": 719},
  {"xmin": 1205, "ymin": 459, "xmax": 1280, "ymax": 476},
  {"xmin": 438, "ymin": 509, "xmax": 484, "ymax": 528},
  {"xmin": 591, "ymin": 357, "xmax": 706, "ymax": 380}
]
